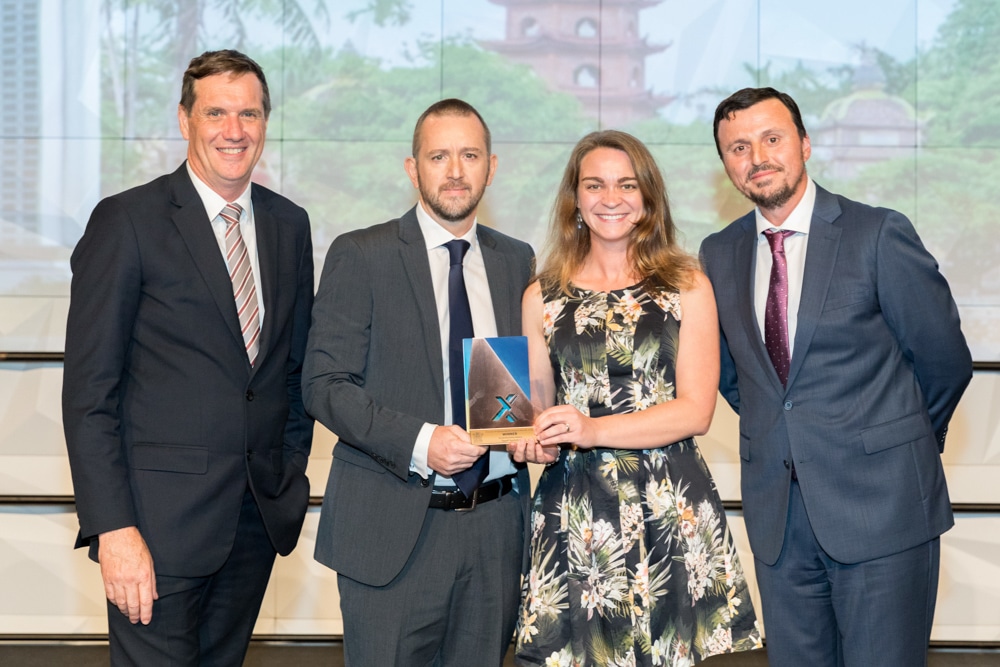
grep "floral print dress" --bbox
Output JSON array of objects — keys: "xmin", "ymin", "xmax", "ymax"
[{"xmin": 514, "ymin": 280, "xmax": 761, "ymax": 667}]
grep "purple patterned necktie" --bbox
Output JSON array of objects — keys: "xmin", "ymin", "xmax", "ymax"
[{"xmin": 764, "ymin": 229, "xmax": 795, "ymax": 385}]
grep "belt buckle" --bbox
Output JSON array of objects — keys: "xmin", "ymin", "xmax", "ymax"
[{"xmin": 454, "ymin": 489, "xmax": 477, "ymax": 512}]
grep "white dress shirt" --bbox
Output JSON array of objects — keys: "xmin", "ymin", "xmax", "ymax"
[
  {"xmin": 186, "ymin": 163, "xmax": 265, "ymax": 324},
  {"xmin": 753, "ymin": 178, "xmax": 816, "ymax": 360},
  {"xmin": 409, "ymin": 202, "xmax": 518, "ymax": 485}
]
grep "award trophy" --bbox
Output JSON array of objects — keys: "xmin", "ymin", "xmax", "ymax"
[{"xmin": 463, "ymin": 336, "xmax": 535, "ymax": 445}]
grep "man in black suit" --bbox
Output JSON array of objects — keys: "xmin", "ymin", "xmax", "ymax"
[
  {"xmin": 303, "ymin": 99, "xmax": 534, "ymax": 665},
  {"xmin": 62, "ymin": 50, "xmax": 314, "ymax": 665}
]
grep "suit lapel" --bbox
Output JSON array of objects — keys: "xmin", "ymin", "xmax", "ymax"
[
  {"xmin": 477, "ymin": 228, "xmax": 514, "ymax": 336},
  {"xmin": 250, "ymin": 186, "xmax": 278, "ymax": 374},
  {"xmin": 786, "ymin": 186, "xmax": 842, "ymax": 389},
  {"xmin": 397, "ymin": 209, "xmax": 446, "ymax": 399},
  {"xmin": 732, "ymin": 213, "xmax": 785, "ymax": 393},
  {"xmin": 168, "ymin": 166, "xmax": 251, "ymax": 369}
]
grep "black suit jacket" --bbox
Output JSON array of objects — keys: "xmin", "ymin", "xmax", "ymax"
[
  {"xmin": 303, "ymin": 207, "xmax": 535, "ymax": 586},
  {"xmin": 62, "ymin": 163, "xmax": 314, "ymax": 577}
]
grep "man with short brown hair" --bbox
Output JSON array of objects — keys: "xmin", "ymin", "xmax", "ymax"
[
  {"xmin": 304, "ymin": 98, "xmax": 534, "ymax": 666},
  {"xmin": 63, "ymin": 49, "xmax": 313, "ymax": 665}
]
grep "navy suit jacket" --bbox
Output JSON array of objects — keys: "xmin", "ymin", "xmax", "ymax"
[
  {"xmin": 303, "ymin": 207, "xmax": 534, "ymax": 586},
  {"xmin": 700, "ymin": 184, "xmax": 972, "ymax": 565},
  {"xmin": 62, "ymin": 163, "xmax": 314, "ymax": 576}
]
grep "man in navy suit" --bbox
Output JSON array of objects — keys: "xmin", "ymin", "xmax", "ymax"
[
  {"xmin": 699, "ymin": 87, "xmax": 972, "ymax": 666},
  {"xmin": 62, "ymin": 50, "xmax": 313, "ymax": 665}
]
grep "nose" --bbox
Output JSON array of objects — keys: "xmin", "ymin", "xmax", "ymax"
[
  {"xmin": 749, "ymin": 141, "xmax": 767, "ymax": 165},
  {"xmin": 221, "ymin": 113, "xmax": 243, "ymax": 140},
  {"xmin": 446, "ymin": 157, "xmax": 463, "ymax": 180},
  {"xmin": 601, "ymin": 186, "xmax": 622, "ymax": 207}
]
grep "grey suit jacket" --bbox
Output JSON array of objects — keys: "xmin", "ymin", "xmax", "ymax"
[
  {"xmin": 62, "ymin": 163, "xmax": 314, "ymax": 576},
  {"xmin": 700, "ymin": 184, "xmax": 972, "ymax": 566},
  {"xmin": 303, "ymin": 207, "xmax": 535, "ymax": 586}
]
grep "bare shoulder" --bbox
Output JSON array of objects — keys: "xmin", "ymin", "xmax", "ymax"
[{"xmin": 681, "ymin": 268, "xmax": 712, "ymax": 294}]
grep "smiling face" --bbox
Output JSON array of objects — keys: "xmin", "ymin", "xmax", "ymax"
[
  {"xmin": 178, "ymin": 72, "xmax": 267, "ymax": 201},
  {"xmin": 717, "ymin": 97, "xmax": 811, "ymax": 224},
  {"xmin": 576, "ymin": 147, "xmax": 644, "ymax": 246},
  {"xmin": 404, "ymin": 112, "xmax": 497, "ymax": 235}
]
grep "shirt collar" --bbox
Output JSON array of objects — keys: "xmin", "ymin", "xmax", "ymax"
[
  {"xmin": 414, "ymin": 200, "xmax": 479, "ymax": 251},
  {"xmin": 186, "ymin": 161, "xmax": 253, "ymax": 221},
  {"xmin": 755, "ymin": 177, "xmax": 816, "ymax": 236}
]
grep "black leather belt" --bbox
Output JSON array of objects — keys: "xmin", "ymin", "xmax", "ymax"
[{"xmin": 428, "ymin": 475, "xmax": 514, "ymax": 511}]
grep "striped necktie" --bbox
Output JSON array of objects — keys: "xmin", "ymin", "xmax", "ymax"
[{"xmin": 221, "ymin": 202, "xmax": 261, "ymax": 366}]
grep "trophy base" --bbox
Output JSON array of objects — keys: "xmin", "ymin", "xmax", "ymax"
[{"xmin": 469, "ymin": 426, "xmax": 535, "ymax": 446}]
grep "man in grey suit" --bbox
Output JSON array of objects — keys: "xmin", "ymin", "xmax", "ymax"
[
  {"xmin": 62, "ymin": 50, "xmax": 313, "ymax": 665},
  {"xmin": 699, "ymin": 87, "xmax": 972, "ymax": 666},
  {"xmin": 303, "ymin": 99, "xmax": 534, "ymax": 666}
]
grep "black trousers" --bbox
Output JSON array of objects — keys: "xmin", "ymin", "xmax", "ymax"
[{"xmin": 107, "ymin": 488, "xmax": 276, "ymax": 666}]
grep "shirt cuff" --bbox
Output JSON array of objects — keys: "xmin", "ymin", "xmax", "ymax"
[{"xmin": 409, "ymin": 422, "xmax": 436, "ymax": 478}]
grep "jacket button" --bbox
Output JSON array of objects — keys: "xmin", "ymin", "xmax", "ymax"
[
  {"xmin": 783, "ymin": 459, "xmax": 790, "ymax": 469},
  {"xmin": 783, "ymin": 400, "xmax": 793, "ymax": 411},
  {"xmin": 420, "ymin": 478, "xmax": 430, "ymax": 488},
  {"xmin": 246, "ymin": 390, "xmax": 254, "ymax": 401},
  {"xmin": 247, "ymin": 451, "xmax": 254, "ymax": 461}
]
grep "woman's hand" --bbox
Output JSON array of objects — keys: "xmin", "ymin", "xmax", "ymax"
[
  {"xmin": 534, "ymin": 405, "xmax": 598, "ymax": 450},
  {"xmin": 506, "ymin": 436, "xmax": 560, "ymax": 464}
]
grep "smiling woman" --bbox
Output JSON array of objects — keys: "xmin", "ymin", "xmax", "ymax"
[
  {"xmin": 575, "ymin": 146, "xmax": 645, "ymax": 255},
  {"xmin": 510, "ymin": 130, "xmax": 761, "ymax": 665}
]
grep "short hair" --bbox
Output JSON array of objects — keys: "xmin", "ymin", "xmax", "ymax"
[
  {"xmin": 713, "ymin": 87, "xmax": 807, "ymax": 158},
  {"xmin": 411, "ymin": 98, "xmax": 492, "ymax": 157},
  {"xmin": 539, "ymin": 130, "xmax": 697, "ymax": 295},
  {"xmin": 179, "ymin": 50, "xmax": 271, "ymax": 119}
]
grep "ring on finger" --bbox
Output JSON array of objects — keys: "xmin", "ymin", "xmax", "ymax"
[{"xmin": 564, "ymin": 423, "xmax": 570, "ymax": 433}]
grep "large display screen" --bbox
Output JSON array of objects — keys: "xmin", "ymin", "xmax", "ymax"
[{"xmin": 1, "ymin": 0, "xmax": 996, "ymax": 359}]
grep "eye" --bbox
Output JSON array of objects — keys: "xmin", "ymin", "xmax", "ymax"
[
  {"xmin": 621, "ymin": 183, "xmax": 637, "ymax": 191},
  {"xmin": 767, "ymin": 136, "xmax": 779, "ymax": 144}
]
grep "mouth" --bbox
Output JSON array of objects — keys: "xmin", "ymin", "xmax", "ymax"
[
  {"xmin": 217, "ymin": 147, "xmax": 247, "ymax": 155},
  {"xmin": 748, "ymin": 164, "xmax": 781, "ymax": 183},
  {"xmin": 596, "ymin": 213, "xmax": 628, "ymax": 223}
]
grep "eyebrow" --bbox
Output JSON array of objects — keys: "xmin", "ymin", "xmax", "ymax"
[
  {"xmin": 427, "ymin": 146, "xmax": 483, "ymax": 154},
  {"xmin": 580, "ymin": 175, "xmax": 637, "ymax": 182}
]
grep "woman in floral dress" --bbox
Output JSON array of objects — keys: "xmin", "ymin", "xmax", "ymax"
[{"xmin": 508, "ymin": 131, "xmax": 761, "ymax": 666}]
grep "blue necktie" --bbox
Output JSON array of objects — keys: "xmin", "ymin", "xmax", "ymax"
[{"xmin": 445, "ymin": 239, "xmax": 488, "ymax": 496}]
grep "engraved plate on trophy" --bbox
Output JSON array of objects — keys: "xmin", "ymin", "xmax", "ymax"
[{"xmin": 463, "ymin": 336, "xmax": 535, "ymax": 446}]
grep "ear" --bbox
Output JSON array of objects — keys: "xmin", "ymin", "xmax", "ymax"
[
  {"xmin": 485, "ymin": 153, "xmax": 498, "ymax": 186},
  {"xmin": 404, "ymin": 156, "xmax": 419, "ymax": 190},
  {"xmin": 802, "ymin": 133, "xmax": 811, "ymax": 162},
  {"xmin": 177, "ymin": 105, "xmax": 190, "ymax": 140}
]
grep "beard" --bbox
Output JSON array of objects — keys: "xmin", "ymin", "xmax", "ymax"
[
  {"xmin": 419, "ymin": 177, "xmax": 487, "ymax": 223},
  {"xmin": 743, "ymin": 161, "xmax": 807, "ymax": 211}
]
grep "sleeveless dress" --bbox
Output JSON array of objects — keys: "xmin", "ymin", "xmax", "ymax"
[{"xmin": 514, "ymin": 280, "xmax": 761, "ymax": 667}]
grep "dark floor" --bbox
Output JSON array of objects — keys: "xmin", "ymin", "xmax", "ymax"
[{"xmin": 0, "ymin": 642, "xmax": 998, "ymax": 666}]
